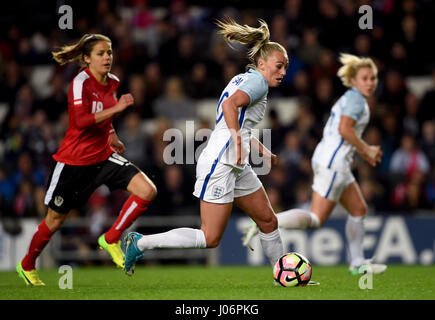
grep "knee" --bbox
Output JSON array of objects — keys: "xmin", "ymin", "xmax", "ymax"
[
  {"xmin": 46, "ymin": 220, "xmax": 62, "ymax": 232},
  {"xmin": 206, "ymin": 238, "xmax": 220, "ymax": 248},
  {"xmin": 257, "ymin": 214, "xmax": 278, "ymax": 234},
  {"xmin": 317, "ymin": 218, "xmax": 326, "ymax": 228},
  {"xmin": 135, "ymin": 180, "xmax": 158, "ymax": 201},
  {"xmin": 146, "ymin": 182, "xmax": 158, "ymax": 200},
  {"xmin": 352, "ymin": 203, "xmax": 368, "ymax": 217},
  {"xmin": 202, "ymin": 231, "xmax": 221, "ymax": 248},
  {"xmin": 45, "ymin": 211, "xmax": 66, "ymax": 232}
]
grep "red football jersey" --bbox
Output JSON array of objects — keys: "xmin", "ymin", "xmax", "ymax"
[{"xmin": 53, "ymin": 68, "xmax": 120, "ymax": 165}]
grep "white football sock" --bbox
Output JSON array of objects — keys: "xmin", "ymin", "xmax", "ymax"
[
  {"xmin": 276, "ymin": 209, "xmax": 320, "ymax": 229},
  {"xmin": 345, "ymin": 215, "xmax": 365, "ymax": 268},
  {"xmin": 258, "ymin": 228, "xmax": 284, "ymax": 266},
  {"xmin": 137, "ymin": 227, "xmax": 206, "ymax": 251}
]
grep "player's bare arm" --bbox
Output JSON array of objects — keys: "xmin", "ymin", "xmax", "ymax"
[
  {"xmin": 250, "ymin": 135, "xmax": 278, "ymax": 168},
  {"xmin": 94, "ymin": 93, "xmax": 134, "ymax": 124},
  {"xmin": 338, "ymin": 115, "xmax": 382, "ymax": 167},
  {"xmin": 109, "ymin": 131, "xmax": 126, "ymax": 154}
]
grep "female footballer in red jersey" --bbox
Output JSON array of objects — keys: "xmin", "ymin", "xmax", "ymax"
[{"xmin": 16, "ymin": 34, "xmax": 157, "ymax": 286}]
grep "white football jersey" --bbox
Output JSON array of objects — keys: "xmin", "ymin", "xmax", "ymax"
[
  {"xmin": 199, "ymin": 68, "xmax": 268, "ymax": 170},
  {"xmin": 311, "ymin": 88, "xmax": 370, "ymax": 172}
]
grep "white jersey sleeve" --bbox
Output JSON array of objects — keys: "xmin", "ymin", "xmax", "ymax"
[
  {"xmin": 237, "ymin": 70, "xmax": 268, "ymax": 104},
  {"xmin": 198, "ymin": 69, "xmax": 268, "ymax": 170},
  {"xmin": 341, "ymin": 89, "xmax": 365, "ymax": 121}
]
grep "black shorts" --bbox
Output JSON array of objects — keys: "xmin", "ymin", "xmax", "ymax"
[{"xmin": 44, "ymin": 152, "xmax": 141, "ymax": 214}]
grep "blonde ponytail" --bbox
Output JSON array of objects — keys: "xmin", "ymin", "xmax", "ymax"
[
  {"xmin": 52, "ymin": 34, "xmax": 111, "ymax": 67},
  {"xmin": 337, "ymin": 53, "xmax": 378, "ymax": 87},
  {"xmin": 216, "ymin": 17, "xmax": 288, "ymax": 70}
]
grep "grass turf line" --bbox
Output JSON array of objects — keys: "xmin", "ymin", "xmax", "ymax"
[{"xmin": 1, "ymin": 265, "xmax": 434, "ymax": 300}]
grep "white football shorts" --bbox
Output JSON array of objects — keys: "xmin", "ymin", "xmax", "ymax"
[
  {"xmin": 311, "ymin": 162, "xmax": 355, "ymax": 202},
  {"xmin": 193, "ymin": 158, "xmax": 262, "ymax": 204}
]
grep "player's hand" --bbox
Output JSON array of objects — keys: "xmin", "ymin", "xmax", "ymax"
[
  {"xmin": 236, "ymin": 138, "xmax": 249, "ymax": 166},
  {"xmin": 117, "ymin": 94, "xmax": 134, "ymax": 111},
  {"xmin": 110, "ymin": 135, "xmax": 126, "ymax": 154},
  {"xmin": 364, "ymin": 145, "xmax": 382, "ymax": 167},
  {"xmin": 264, "ymin": 153, "xmax": 279, "ymax": 171},
  {"xmin": 271, "ymin": 153, "xmax": 279, "ymax": 166}
]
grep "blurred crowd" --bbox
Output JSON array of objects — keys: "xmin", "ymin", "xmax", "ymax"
[{"xmin": 1, "ymin": 0, "xmax": 435, "ymax": 230}]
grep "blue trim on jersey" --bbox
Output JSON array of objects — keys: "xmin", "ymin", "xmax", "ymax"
[
  {"xmin": 199, "ymin": 137, "xmax": 232, "ymax": 199},
  {"xmin": 216, "ymin": 112, "xmax": 224, "ymax": 125},
  {"xmin": 200, "ymin": 106, "xmax": 248, "ymax": 199},
  {"xmin": 216, "ymin": 92, "xmax": 229, "ymax": 125},
  {"xmin": 239, "ymin": 106, "xmax": 247, "ymax": 127},
  {"xmin": 328, "ymin": 138, "xmax": 344, "ymax": 169},
  {"xmin": 325, "ymin": 171, "xmax": 337, "ymax": 199}
]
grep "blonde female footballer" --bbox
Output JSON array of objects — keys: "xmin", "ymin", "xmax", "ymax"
[
  {"xmin": 124, "ymin": 18, "xmax": 288, "ymax": 276},
  {"xmin": 243, "ymin": 53, "xmax": 387, "ymax": 275}
]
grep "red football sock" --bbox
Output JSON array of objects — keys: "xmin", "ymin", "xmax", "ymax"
[
  {"xmin": 21, "ymin": 219, "xmax": 54, "ymax": 271},
  {"xmin": 104, "ymin": 195, "xmax": 151, "ymax": 244}
]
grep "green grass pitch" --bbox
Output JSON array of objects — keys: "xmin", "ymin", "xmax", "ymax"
[{"xmin": 1, "ymin": 265, "xmax": 434, "ymax": 300}]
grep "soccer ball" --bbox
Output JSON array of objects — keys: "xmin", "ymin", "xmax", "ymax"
[{"xmin": 273, "ymin": 252, "xmax": 312, "ymax": 287}]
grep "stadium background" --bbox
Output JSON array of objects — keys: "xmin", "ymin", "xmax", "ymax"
[{"xmin": 0, "ymin": 0, "xmax": 434, "ymax": 270}]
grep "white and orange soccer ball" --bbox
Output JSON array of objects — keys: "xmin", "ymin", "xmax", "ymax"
[{"xmin": 273, "ymin": 252, "xmax": 312, "ymax": 287}]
